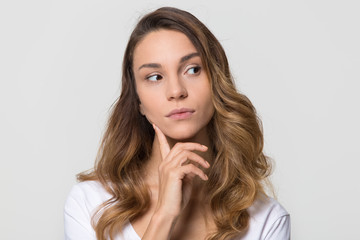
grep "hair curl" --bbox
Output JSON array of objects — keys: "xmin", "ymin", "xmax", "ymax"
[{"xmin": 78, "ymin": 7, "xmax": 272, "ymax": 240}]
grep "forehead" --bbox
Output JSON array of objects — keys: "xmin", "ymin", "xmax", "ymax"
[{"xmin": 133, "ymin": 29, "xmax": 198, "ymax": 68}]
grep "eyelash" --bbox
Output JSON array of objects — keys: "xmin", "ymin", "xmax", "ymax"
[
  {"xmin": 145, "ymin": 66, "xmax": 201, "ymax": 82},
  {"xmin": 186, "ymin": 66, "xmax": 201, "ymax": 75},
  {"xmin": 146, "ymin": 74, "xmax": 163, "ymax": 82}
]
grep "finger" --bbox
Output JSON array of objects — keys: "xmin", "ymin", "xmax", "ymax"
[
  {"xmin": 153, "ymin": 124, "xmax": 170, "ymax": 160},
  {"xmin": 173, "ymin": 151, "xmax": 210, "ymax": 169},
  {"xmin": 179, "ymin": 164, "xmax": 208, "ymax": 181},
  {"xmin": 171, "ymin": 142, "xmax": 208, "ymax": 157}
]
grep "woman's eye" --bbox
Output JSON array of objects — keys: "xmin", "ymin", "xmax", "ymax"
[
  {"xmin": 186, "ymin": 66, "xmax": 201, "ymax": 75},
  {"xmin": 147, "ymin": 74, "xmax": 163, "ymax": 81}
]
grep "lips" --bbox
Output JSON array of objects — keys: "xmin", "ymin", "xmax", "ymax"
[{"xmin": 166, "ymin": 108, "xmax": 195, "ymax": 119}]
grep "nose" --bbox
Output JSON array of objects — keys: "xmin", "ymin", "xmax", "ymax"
[{"xmin": 166, "ymin": 76, "xmax": 188, "ymax": 100}]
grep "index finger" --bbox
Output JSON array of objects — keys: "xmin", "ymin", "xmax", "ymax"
[{"xmin": 153, "ymin": 124, "xmax": 170, "ymax": 160}]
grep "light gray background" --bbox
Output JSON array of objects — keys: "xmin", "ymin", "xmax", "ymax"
[{"xmin": 1, "ymin": 0, "xmax": 359, "ymax": 239}]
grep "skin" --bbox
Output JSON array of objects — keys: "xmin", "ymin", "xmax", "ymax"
[
  {"xmin": 132, "ymin": 30, "xmax": 217, "ymax": 239},
  {"xmin": 134, "ymin": 29, "xmax": 214, "ymax": 142}
]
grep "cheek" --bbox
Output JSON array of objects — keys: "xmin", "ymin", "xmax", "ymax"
[
  {"xmin": 202, "ymin": 88, "xmax": 215, "ymax": 119},
  {"xmin": 138, "ymin": 95, "xmax": 158, "ymax": 122},
  {"xmin": 137, "ymin": 87, "xmax": 149, "ymax": 111},
  {"xmin": 204, "ymin": 102, "xmax": 215, "ymax": 121},
  {"xmin": 201, "ymin": 85, "xmax": 213, "ymax": 106},
  {"xmin": 139, "ymin": 103, "xmax": 155, "ymax": 124}
]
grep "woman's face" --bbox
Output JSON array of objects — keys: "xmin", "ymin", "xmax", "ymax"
[{"xmin": 133, "ymin": 29, "xmax": 214, "ymax": 140}]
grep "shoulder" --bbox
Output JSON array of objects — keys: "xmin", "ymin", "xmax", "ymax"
[
  {"xmin": 64, "ymin": 181, "xmax": 113, "ymax": 239},
  {"xmin": 235, "ymin": 194, "xmax": 290, "ymax": 240},
  {"xmin": 249, "ymin": 194, "xmax": 289, "ymax": 224},
  {"xmin": 67, "ymin": 180, "xmax": 111, "ymax": 200},
  {"xmin": 64, "ymin": 181, "xmax": 137, "ymax": 240},
  {"xmin": 64, "ymin": 180, "xmax": 113, "ymax": 217},
  {"xmin": 65, "ymin": 180, "xmax": 112, "ymax": 214}
]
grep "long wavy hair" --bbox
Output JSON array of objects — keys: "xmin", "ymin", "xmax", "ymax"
[{"xmin": 78, "ymin": 7, "xmax": 272, "ymax": 240}]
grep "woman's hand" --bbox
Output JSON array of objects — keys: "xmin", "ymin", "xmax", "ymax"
[
  {"xmin": 153, "ymin": 124, "xmax": 210, "ymax": 218},
  {"xmin": 142, "ymin": 124, "xmax": 210, "ymax": 240}
]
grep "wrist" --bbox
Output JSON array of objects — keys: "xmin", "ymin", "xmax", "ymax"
[
  {"xmin": 142, "ymin": 210, "xmax": 178, "ymax": 240},
  {"xmin": 151, "ymin": 209, "xmax": 178, "ymax": 227}
]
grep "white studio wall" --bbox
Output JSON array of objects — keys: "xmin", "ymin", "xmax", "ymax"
[{"xmin": 0, "ymin": 0, "xmax": 359, "ymax": 239}]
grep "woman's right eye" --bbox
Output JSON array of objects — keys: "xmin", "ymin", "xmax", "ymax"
[{"xmin": 147, "ymin": 74, "xmax": 163, "ymax": 82}]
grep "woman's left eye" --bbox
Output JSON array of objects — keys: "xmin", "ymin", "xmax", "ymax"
[{"xmin": 186, "ymin": 66, "xmax": 201, "ymax": 75}]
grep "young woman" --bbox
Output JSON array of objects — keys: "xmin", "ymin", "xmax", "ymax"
[{"xmin": 64, "ymin": 7, "xmax": 290, "ymax": 240}]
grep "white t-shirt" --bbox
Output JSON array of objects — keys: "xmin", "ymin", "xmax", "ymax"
[{"xmin": 64, "ymin": 181, "xmax": 290, "ymax": 240}]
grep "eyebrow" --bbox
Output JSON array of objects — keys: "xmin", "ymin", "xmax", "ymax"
[
  {"xmin": 137, "ymin": 52, "xmax": 200, "ymax": 71},
  {"xmin": 138, "ymin": 63, "xmax": 161, "ymax": 70},
  {"xmin": 180, "ymin": 52, "xmax": 200, "ymax": 63}
]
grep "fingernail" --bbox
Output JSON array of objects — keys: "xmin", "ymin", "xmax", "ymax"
[
  {"xmin": 206, "ymin": 161, "xmax": 210, "ymax": 167},
  {"xmin": 202, "ymin": 145, "xmax": 208, "ymax": 149},
  {"xmin": 204, "ymin": 175, "xmax": 208, "ymax": 180}
]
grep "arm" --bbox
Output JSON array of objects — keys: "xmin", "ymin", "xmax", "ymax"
[
  {"xmin": 141, "ymin": 211, "xmax": 178, "ymax": 240},
  {"xmin": 64, "ymin": 185, "xmax": 96, "ymax": 240},
  {"xmin": 264, "ymin": 215, "xmax": 291, "ymax": 240},
  {"xmin": 141, "ymin": 124, "xmax": 210, "ymax": 239}
]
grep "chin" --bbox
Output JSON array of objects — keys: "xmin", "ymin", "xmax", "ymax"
[
  {"xmin": 167, "ymin": 131, "xmax": 196, "ymax": 141},
  {"xmin": 163, "ymin": 124, "xmax": 207, "ymax": 142}
]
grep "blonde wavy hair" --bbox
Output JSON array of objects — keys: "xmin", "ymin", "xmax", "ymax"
[{"xmin": 78, "ymin": 7, "xmax": 272, "ymax": 240}]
